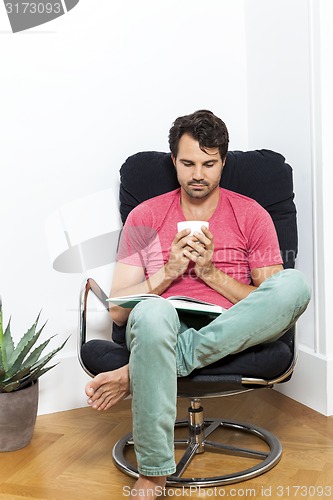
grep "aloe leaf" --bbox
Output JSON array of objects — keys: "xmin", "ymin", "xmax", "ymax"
[
  {"xmin": 0, "ymin": 368, "xmax": 5, "ymax": 381},
  {"xmin": 1, "ymin": 366, "xmax": 32, "ymax": 384},
  {"xmin": 0, "ymin": 295, "xmax": 2, "ymax": 335},
  {"xmin": 0, "ymin": 319, "xmax": 15, "ymax": 372},
  {"xmin": 1, "ymin": 359, "xmax": 56, "ymax": 390},
  {"xmin": 7, "ymin": 318, "xmax": 46, "ymax": 375},
  {"xmin": 28, "ymin": 337, "xmax": 69, "ymax": 372},
  {"xmin": 0, "ymin": 297, "xmax": 5, "ymax": 370},
  {"xmin": 19, "ymin": 364, "xmax": 58, "ymax": 390},
  {"xmin": 0, "ymin": 380, "xmax": 20, "ymax": 392},
  {"xmin": 0, "ymin": 360, "xmax": 58, "ymax": 392},
  {"xmin": 3, "ymin": 318, "xmax": 15, "ymax": 361},
  {"xmin": 8, "ymin": 312, "xmax": 41, "ymax": 358},
  {"xmin": 12, "ymin": 336, "xmax": 68, "ymax": 381},
  {"xmin": 22, "ymin": 336, "xmax": 54, "ymax": 368},
  {"xmin": 1, "ymin": 336, "xmax": 68, "ymax": 392}
]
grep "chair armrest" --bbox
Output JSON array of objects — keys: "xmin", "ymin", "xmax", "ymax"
[{"xmin": 78, "ymin": 278, "xmax": 109, "ymax": 376}]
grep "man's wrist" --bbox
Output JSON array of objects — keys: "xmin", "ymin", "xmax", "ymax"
[
  {"xmin": 195, "ymin": 263, "xmax": 217, "ymax": 282},
  {"xmin": 164, "ymin": 262, "xmax": 182, "ymax": 282}
]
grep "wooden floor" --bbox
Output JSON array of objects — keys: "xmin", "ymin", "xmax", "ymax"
[{"xmin": 1, "ymin": 389, "xmax": 332, "ymax": 499}]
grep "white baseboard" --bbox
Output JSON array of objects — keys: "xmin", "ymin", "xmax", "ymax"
[{"xmin": 276, "ymin": 344, "xmax": 333, "ymax": 416}]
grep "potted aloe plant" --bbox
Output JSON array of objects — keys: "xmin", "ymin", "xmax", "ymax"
[{"xmin": 0, "ymin": 296, "xmax": 68, "ymax": 451}]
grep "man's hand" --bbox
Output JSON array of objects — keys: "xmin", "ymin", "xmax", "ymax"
[
  {"xmin": 165, "ymin": 228, "xmax": 192, "ymax": 280},
  {"xmin": 184, "ymin": 226, "xmax": 216, "ymax": 279}
]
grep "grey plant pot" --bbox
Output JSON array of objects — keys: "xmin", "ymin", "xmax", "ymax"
[{"xmin": 0, "ymin": 380, "xmax": 39, "ymax": 452}]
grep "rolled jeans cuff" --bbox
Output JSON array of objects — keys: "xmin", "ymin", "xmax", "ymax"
[{"xmin": 138, "ymin": 464, "xmax": 177, "ymax": 477}]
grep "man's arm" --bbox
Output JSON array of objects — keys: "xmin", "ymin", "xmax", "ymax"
[
  {"xmin": 184, "ymin": 226, "xmax": 283, "ymax": 305},
  {"xmin": 109, "ymin": 228, "xmax": 193, "ymax": 326},
  {"xmin": 199, "ymin": 262, "xmax": 283, "ymax": 304},
  {"xmin": 109, "ymin": 262, "xmax": 171, "ymax": 326}
]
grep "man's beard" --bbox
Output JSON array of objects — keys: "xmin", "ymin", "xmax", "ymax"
[{"xmin": 184, "ymin": 181, "xmax": 217, "ymax": 199}]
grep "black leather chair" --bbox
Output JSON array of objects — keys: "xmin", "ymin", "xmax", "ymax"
[{"xmin": 78, "ymin": 149, "xmax": 298, "ymax": 486}]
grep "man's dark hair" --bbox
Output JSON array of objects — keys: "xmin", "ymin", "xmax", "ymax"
[{"xmin": 168, "ymin": 109, "xmax": 229, "ymax": 160}]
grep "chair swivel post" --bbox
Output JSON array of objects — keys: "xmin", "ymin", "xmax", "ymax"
[{"xmin": 188, "ymin": 399, "xmax": 205, "ymax": 454}]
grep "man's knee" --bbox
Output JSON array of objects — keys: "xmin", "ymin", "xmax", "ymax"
[
  {"xmin": 132, "ymin": 297, "xmax": 178, "ymax": 323},
  {"xmin": 269, "ymin": 269, "xmax": 311, "ymax": 310},
  {"xmin": 126, "ymin": 297, "xmax": 179, "ymax": 344}
]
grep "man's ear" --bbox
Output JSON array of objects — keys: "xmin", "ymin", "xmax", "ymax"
[{"xmin": 171, "ymin": 154, "xmax": 176, "ymax": 167}]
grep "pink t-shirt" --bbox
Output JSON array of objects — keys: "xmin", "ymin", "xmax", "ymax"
[{"xmin": 117, "ymin": 188, "xmax": 283, "ymax": 309}]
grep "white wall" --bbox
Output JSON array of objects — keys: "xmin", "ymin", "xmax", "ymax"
[{"xmin": 0, "ymin": 0, "xmax": 248, "ymax": 414}]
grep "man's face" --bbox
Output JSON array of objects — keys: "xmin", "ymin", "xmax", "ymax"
[{"xmin": 172, "ymin": 134, "xmax": 225, "ymax": 200}]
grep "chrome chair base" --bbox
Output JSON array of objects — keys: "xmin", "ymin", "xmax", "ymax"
[{"xmin": 112, "ymin": 398, "xmax": 282, "ymax": 487}]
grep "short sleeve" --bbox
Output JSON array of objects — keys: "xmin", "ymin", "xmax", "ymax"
[
  {"xmin": 247, "ymin": 205, "xmax": 283, "ymax": 269},
  {"xmin": 116, "ymin": 204, "xmax": 164, "ymax": 273}
]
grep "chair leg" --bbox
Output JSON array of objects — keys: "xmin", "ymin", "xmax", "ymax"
[{"xmin": 112, "ymin": 398, "xmax": 282, "ymax": 487}]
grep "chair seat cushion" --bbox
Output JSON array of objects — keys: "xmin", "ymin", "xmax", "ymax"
[
  {"xmin": 176, "ymin": 341, "xmax": 292, "ymax": 396},
  {"xmin": 81, "ymin": 338, "xmax": 291, "ymax": 381},
  {"xmin": 195, "ymin": 340, "xmax": 292, "ymax": 378}
]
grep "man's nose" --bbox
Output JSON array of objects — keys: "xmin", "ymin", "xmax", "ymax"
[{"xmin": 192, "ymin": 165, "xmax": 204, "ymax": 180}]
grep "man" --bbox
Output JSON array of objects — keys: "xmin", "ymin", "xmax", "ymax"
[{"xmin": 85, "ymin": 110, "xmax": 311, "ymax": 499}]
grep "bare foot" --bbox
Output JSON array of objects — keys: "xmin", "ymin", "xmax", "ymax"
[
  {"xmin": 130, "ymin": 475, "xmax": 166, "ymax": 499},
  {"xmin": 85, "ymin": 364, "xmax": 130, "ymax": 411}
]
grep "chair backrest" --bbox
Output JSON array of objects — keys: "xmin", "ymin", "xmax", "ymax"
[{"xmin": 113, "ymin": 149, "xmax": 297, "ymax": 348}]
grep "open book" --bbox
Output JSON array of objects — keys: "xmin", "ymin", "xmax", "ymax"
[{"xmin": 107, "ymin": 294, "xmax": 225, "ymax": 316}]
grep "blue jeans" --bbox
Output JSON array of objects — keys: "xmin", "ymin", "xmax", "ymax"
[{"xmin": 125, "ymin": 269, "xmax": 311, "ymax": 476}]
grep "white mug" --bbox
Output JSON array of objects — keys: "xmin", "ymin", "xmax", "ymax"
[{"xmin": 177, "ymin": 221, "xmax": 209, "ymax": 235}]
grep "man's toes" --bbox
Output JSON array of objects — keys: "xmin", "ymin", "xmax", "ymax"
[
  {"xmin": 86, "ymin": 385, "xmax": 94, "ymax": 397},
  {"xmin": 92, "ymin": 391, "xmax": 110, "ymax": 409},
  {"xmin": 91, "ymin": 398, "xmax": 103, "ymax": 410}
]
